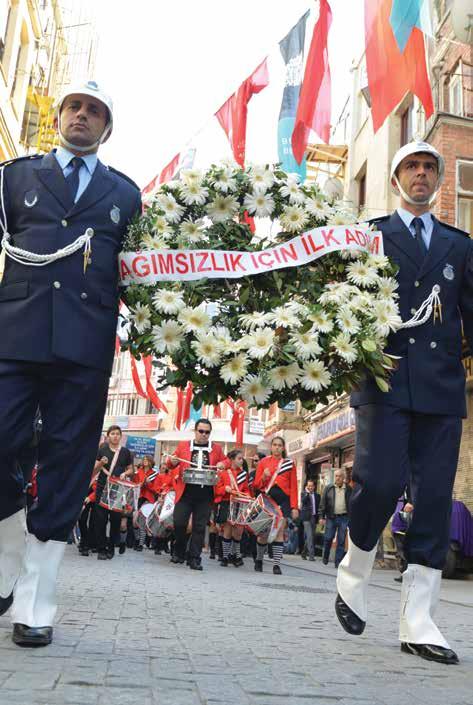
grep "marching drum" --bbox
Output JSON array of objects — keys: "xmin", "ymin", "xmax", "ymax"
[
  {"xmin": 241, "ymin": 494, "xmax": 283, "ymax": 543},
  {"xmin": 183, "ymin": 468, "xmax": 218, "ymax": 486},
  {"xmin": 100, "ymin": 478, "xmax": 140, "ymax": 514},
  {"xmin": 136, "ymin": 502, "xmax": 155, "ymax": 532},
  {"xmin": 228, "ymin": 495, "xmax": 253, "ymax": 526},
  {"xmin": 153, "ymin": 490, "xmax": 175, "ymax": 536}
]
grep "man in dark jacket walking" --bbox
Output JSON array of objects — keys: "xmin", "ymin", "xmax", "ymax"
[
  {"xmin": 300, "ymin": 479, "xmax": 320, "ymax": 561},
  {"xmin": 320, "ymin": 470, "xmax": 352, "ymax": 567}
]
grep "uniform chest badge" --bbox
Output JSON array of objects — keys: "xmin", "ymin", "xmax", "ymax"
[
  {"xmin": 443, "ymin": 264, "xmax": 454, "ymax": 281},
  {"xmin": 24, "ymin": 190, "xmax": 38, "ymax": 208},
  {"xmin": 110, "ymin": 205, "xmax": 120, "ymax": 224}
]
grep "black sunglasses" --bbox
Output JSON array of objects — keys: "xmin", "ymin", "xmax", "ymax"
[{"xmin": 197, "ymin": 429, "xmax": 210, "ymax": 435}]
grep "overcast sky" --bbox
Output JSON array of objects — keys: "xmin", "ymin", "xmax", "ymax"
[{"xmin": 94, "ymin": 0, "xmax": 364, "ymax": 188}]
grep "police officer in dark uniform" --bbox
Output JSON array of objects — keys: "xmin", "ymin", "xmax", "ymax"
[
  {"xmin": 0, "ymin": 81, "xmax": 141, "ymax": 647},
  {"xmin": 335, "ymin": 142, "xmax": 473, "ymax": 665}
]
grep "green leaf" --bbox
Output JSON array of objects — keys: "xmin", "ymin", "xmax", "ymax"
[
  {"xmin": 361, "ymin": 339, "xmax": 377, "ymax": 352},
  {"xmin": 375, "ymin": 376, "xmax": 390, "ymax": 393}
]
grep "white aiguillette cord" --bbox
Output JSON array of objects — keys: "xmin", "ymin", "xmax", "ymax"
[
  {"xmin": 0, "ymin": 165, "xmax": 94, "ymax": 267},
  {"xmin": 399, "ymin": 285, "xmax": 442, "ymax": 329}
]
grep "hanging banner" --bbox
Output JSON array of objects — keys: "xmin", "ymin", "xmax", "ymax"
[
  {"xmin": 277, "ymin": 10, "xmax": 310, "ymax": 181},
  {"xmin": 119, "ymin": 224, "xmax": 382, "ymax": 286}
]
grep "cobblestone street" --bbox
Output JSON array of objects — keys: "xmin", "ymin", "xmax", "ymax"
[{"xmin": 0, "ymin": 547, "xmax": 472, "ymax": 705}]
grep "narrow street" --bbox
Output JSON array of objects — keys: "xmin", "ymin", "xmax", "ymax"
[{"xmin": 0, "ymin": 547, "xmax": 471, "ymax": 705}]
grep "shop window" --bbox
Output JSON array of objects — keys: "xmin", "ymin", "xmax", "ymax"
[
  {"xmin": 457, "ymin": 161, "xmax": 473, "ymax": 235},
  {"xmin": 400, "ymin": 103, "xmax": 414, "ymax": 146}
]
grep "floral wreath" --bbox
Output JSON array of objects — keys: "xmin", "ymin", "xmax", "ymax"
[{"xmin": 122, "ymin": 162, "xmax": 400, "ymax": 410}]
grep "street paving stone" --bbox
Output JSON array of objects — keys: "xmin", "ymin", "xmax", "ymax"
[{"xmin": 0, "ymin": 547, "xmax": 472, "ymax": 705}]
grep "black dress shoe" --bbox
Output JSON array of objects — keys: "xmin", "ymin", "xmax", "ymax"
[
  {"xmin": 188, "ymin": 559, "xmax": 203, "ymax": 571},
  {"xmin": 394, "ymin": 576, "xmax": 403, "ymax": 583},
  {"xmin": 322, "ymin": 557, "xmax": 329, "ymax": 565},
  {"xmin": 170, "ymin": 555, "xmax": 185, "ymax": 564},
  {"xmin": 220, "ymin": 558, "xmax": 228, "ymax": 567},
  {"xmin": 119, "ymin": 544, "xmax": 126, "ymax": 555},
  {"xmin": 233, "ymin": 557, "xmax": 244, "ymax": 567},
  {"xmin": 79, "ymin": 548, "xmax": 89, "ymax": 557},
  {"xmin": 254, "ymin": 559, "xmax": 263, "ymax": 572},
  {"xmin": 97, "ymin": 551, "xmax": 108, "ymax": 560},
  {"xmin": 401, "ymin": 642, "xmax": 459, "ymax": 664},
  {"xmin": 273, "ymin": 565, "xmax": 282, "ymax": 575},
  {"xmin": 209, "ymin": 552, "xmax": 216, "ymax": 559},
  {"xmin": 0, "ymin": 592, "xmax": 13, "ymax": 616},
  {"xmin": 335, "ymin": 594, "xmax": 366, "ymax": 635},
  {"xmin": 12, "ymin": 623, "xmax": 52, "ymax": 647}
]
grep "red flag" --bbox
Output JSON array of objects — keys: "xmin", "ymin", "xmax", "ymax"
[
  {"xmin": 175, "ymin": 388, "xmax": 184, "ymax": 430},
  {"xmin": 143, "ymin": 356, "xmax": 168, "ymax": 414},
  {"xmin": 230, "ymin": 400, "xmax": 247, "ymax": 446},
  {"xmin": 182, "ymin": 382, "xmax": 194, "ymax": 427},
  {"xmin": 213, "ymin": 404, "xmax": 222, "ymax": 419},
  {"xmin": 216, "ymin": 58, "xmax": 269, "ymax": 167},
  {"xmin": 142, "ymin": 153, "xmax": 181, "ymax": 196},
  {"xmin": 364, "ymin": 0, "xmax": 434, "ymax": 133},
  {"xmin": 130, "ymin": 354, "xmax": 147, "ymax": 399},
  {"xmin": 115, "ymin": 336, "xmax": 121, "ymax": 356},
  {"xmin": 292, "ymin": 0, "xmax": 332, "ymax": 163}
]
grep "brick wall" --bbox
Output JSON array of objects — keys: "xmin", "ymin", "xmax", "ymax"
[
  {"xmin": 455, "ymin": 395, "xmax": 473, "ymax": 511},
  {"xmin": 430, "ymin": 122, "xmax": 473, "ymax": 225}
]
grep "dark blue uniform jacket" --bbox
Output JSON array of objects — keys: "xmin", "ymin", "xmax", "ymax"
[
  {"xmin": 0, "ymin": 151, "xmax": 141, "ymax": 373},
  {"xmin": 350, "ymin": 211, "xmax": 473, "ymax": 417}
]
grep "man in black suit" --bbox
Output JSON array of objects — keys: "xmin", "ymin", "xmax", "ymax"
[
  {"xmin": 300, "ymin": 479, "xmax": 320, "ymax": 561},
  {"xmin": 335, "ymin": 141, "xmax": 473, "ymax": 665}
]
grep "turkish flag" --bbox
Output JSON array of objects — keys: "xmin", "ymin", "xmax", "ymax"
[
  {"xmin": 182, "ymin": 382, "xmax": 194, "ymax": 427},
  {"xmin": 130, "ymin": 354, "xmax": 147, "ymax": 399},
  {"xmin": 364, "ymin": 0, "xmax": 433, "ymax": 132},
  {"xmin": 143, "ymin": 356, "xmax": 168, "ymax": 414},
  {"xmin": 292, "ymin": 0, "xmax": 332, "ymax": 163},
  {"xmin": 216, "ymin": 58, "xmax": 269, "ymax": 167}
]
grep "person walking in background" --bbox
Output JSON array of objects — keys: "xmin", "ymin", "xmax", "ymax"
[
  {"xmin": 320, "ymin": 470, "xmax": 351, "ymax": 568},
  {"xmin": 300, "ymin": 479, "xmax": 320, "ymax": 561}
]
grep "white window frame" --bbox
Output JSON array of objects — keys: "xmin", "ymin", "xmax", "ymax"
[
  {"xmin": 449, "ymin": 63, "xmax": 463, "ymax": 116},
  {"xmin": 456, "ymin": 159, "xmax": 473, "ymax": 231}
]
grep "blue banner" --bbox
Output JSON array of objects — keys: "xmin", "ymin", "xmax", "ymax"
[
  {"xmin": 390, "ymin": 0, "xmax": 432, "ymax": 52},
  {"xmin": 278, "ymin": 10, "xmax": 310, "ymax": 181},
  {"xmin": 125, "ymin": 435, "xmax": 156, "ymax": 459}
]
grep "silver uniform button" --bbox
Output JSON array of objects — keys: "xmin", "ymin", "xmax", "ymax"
[
  {"xmin": 409, "ymin": 338, "xmax": 415, "ymax": 344},
  {"xmin": 414, "ymin": 281, "xmax": 420, "ymax": 287},
  {"xmin": 80, "ymin": 292, "xmax": 88, "ymax": 300},
  {"xmin": 430, "ymin": 342, "xmax": 437, "ymax": 349},
  {"xmin": 53, "ymin": 281, "xmax": 61, "ymax": 289},
  {"xmin": 86, "ymin": 227, "xmax": 94, "ymax": 237},
  {"xmin": 410, "ymin": 308, "xmax": 416, "ymax": 315},
  {"xmin": 61, "ymin": 219, "xmax": 67, "ymax": 227}
]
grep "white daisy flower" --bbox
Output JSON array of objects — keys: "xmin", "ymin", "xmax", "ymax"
[
  {"xmin": 376, "ymin": 277, "xmax": 399, "ymax": 300},
  {"xmin": 366, "ymin": 254, "xmax": 390, "ymax": 270},
  {"xmin": 305, "ymin": 195, "xmax": 333, "ymax": 219},
  {"xmin": 180, "ymin": 168, "xmax": 203, "ymax": 185},
  {"xmin": 207, "ymin": 195, "xmax": 239, "ymax": 223},
  {"xmin": 191, "ymin": 334, "xmax": 222, "ymax": 367},
  {"xmin": 179, "ymin": 181, "xmax": 209, "ymax": 206},
  {"xmin": 268, "ymin": 305, "xmax": 301, "ymax": 329},
  {"xmin": 142, "ymin": 233, "xmax": 167, "ymax": 250},
  {"xmin": 246, "ymin": 327, "xmax": 275, "ymax": 359},
  {"xmin": 209, "ymin": 326, "xmax": 233, "ymax": 354},
  {"xmin": 339, "ymin": 247, "xmax": 364, "ymax": 260},
  {"xmin": 268, "ymin": 363, "xmax": 301, "ymax": 390},
  {"xmin": 290, "ymin": 329, "xmax": 322, "ymax": 359},
  {"xmin": 130, "ymin": 302, "xmax": 152, "ymax": 334},
  {"xmin": 347, "ymin": 260, "xmax": 379, "ymax": 287},
  {"xmin": 336, "ymin": 306, "xmax": 361, "ymax": 335},
  {"xmin": 247, "ymin": 165, "xmax": 275, "ymax": 191},
  {"xmin": 238, "ymin": 374, "xmax": 271, "ymax": 406},
  {"xmin": 331, "ymin": 333, "xmax": 358, "ymax": 364},
  {"xmin": 371, "ymin": 300, "xmax": 402, "ymax": 337},
  {"xmin": 180, "ymin": 218, "xmax": 207, "ymax": 243},
  {"xmin": 309, "ymin": 310, "xmax": 334, "ymax": 333},
  {"xmin": 152, "ymin": 215, "xmax": 172, "ymax": 238},
  {"xmin": 152, "ymin": 320, "xmax": 184, "ymax": 353},
  {"xmin": 243, "ymin": 191, "xmax": 275, "ymax": 218},
  {"xmin": 300, "ymin": 360, "xmax": 331, "ymax": 392},
  {"xmin": 152, "ymin": 289, "xmax": 185, "ymax": 315},
  {"xmin": 279, "ymin": 179, "xmax": 305, "ymax": 204},
  {"xmin": 350, "ymin": 292, "xmax": 375, "ymax": 311},
  {"xmin": 156, "ymin": 194, "xmax": 185, "ymax": 224},
  {"xmin": 319, "ymin": 283, "xmax": 353, "ymax": 306},
  {"xmin": 178, "ymin": 307, "xmax": 211, "ymax": 334},
  {"xmin": 279, "ymin": 205, "xmax": 309, "ymax": 233},
  {"xmin": 212, "ymin": 169, "xmax": 237, "ymax": 193},
  {"xmin": 239, "ymin": 311, "xmax": 272, "ymax": 330},
  {"xmin": 287, "ymin": 301, "xmax": 310, "ymax": 317},
  {"xmin": 220, "ymin": 353, "xmax": 249, "ymax": 385},
  {"xmin": 327, "ymin": 209, "xmax": 357, "ymax": 227}
]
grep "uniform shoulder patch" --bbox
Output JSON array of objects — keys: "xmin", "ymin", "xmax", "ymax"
[
  {"xmin": 436, "ymin": 220, "xmax": 469, "ymax": 238},
  {"xmin": 0, "ymin": 154, "xmax": 42, "ymax": 169},
  {"xmin": 107, "ymin": 166, "xmax": 140, "ymax": 191}
]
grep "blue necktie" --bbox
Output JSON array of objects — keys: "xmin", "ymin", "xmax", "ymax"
[
  {"xmin": 412, "ymin": 217, "xmax": 428, "ymax": 258},
  {"xmin": 65, "ymin": 157, "xmax": 84, "ymax": 202}
]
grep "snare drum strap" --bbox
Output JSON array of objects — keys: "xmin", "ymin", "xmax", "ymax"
[
  {"xmin": 266, "ymin": 459, "xmax": 292, "ymax": 493},
  {"xmin": 109, "ymin": 446, "xmax": 122, "ymax": 476}
]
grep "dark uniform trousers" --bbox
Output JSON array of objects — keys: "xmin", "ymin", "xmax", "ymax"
[
  {"xmin": 173, "ymin": 485, "xmax": 213, "ymax": 561},
  {"xmin": 350, "ymin": 211, "xmax": 473, "ymax": 570},
  {"xmin": 0, "ymin": 150, "xmax": 141, "ymax": 542},
  {"xmin": 93, "ymin": 503, "xmax": 121, "ymax": 553}
]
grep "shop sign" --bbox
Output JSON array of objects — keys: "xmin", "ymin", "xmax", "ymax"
[
  {"xmin": 316, "ymin": 408, "xmax": 355, "ymax": 445},
  {"xmin": 288, "ymin": 426, "xmax": 317, "ymax": 455},
  {"xmin": 104, "ymin": 414, "xmax": 160, "ymax": 431},
  {"xmin": 126, "ymin": 435, "xmax": 157, "ymax": 458},
  {"xmin": 249, "ymin": 418, "xmax": 265, "ymax": 435}
]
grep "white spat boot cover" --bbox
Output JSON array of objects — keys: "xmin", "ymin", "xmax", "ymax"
[
  {"xmin": 11, "ymin": 534, "xmax": 66, "ymax": 628},
  {"xmin": 399, "ymin": 563, "xmax": 449, "ymax": 648},
  {"xmin": 336, "ymin": 536, "xmax": 377, "ymax": 622},
  {"xmin": 0, "ymin": 510, "xmax": 26, "ymax": 598}
]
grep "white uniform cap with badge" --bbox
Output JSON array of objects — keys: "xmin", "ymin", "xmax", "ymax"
[
  {"xmin": 54, "ymin": 80, "xmax": 113, "ymax": 153},
  {"xmin": 390, "ymin": 141, "xmax": 445, "ymax": 206}
]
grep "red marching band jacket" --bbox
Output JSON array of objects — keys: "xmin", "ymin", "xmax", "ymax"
[
  {"xmin": 214, "ymin": 465, "xmax": 252, "ymax": 504},
  {"xmin": 134, "ymin": 467, "xmax": 173, "ymax": 503},
  {"xmin": 134, "ymin": 467, "xmax": 156, "ymax": 504},
  {"xmin": 254, "ymin": 455, "xmax": 299, "ymax": 510},
  {"xmin": 168, "ymin": 440, "xmax": 226, "ymax": 504}
]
